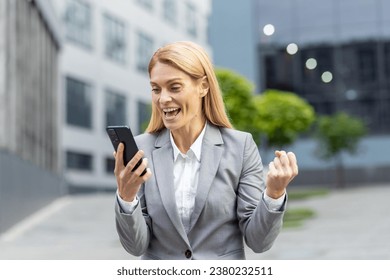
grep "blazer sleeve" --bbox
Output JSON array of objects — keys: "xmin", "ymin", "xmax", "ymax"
[
  {"xmin": 115, "ymin": 184, "xmax": 152, "ymax": 256},
  {"xmin": 236, "ymin": 133, "xmax": 286, "ymax": 253}
]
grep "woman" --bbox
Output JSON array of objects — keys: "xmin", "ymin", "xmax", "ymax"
[{"xmin": 114, "ymin": 41, "xmax": 298, "ymax": 260}]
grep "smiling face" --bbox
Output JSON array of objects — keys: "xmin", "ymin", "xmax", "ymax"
[{"xmin": 150, "ymin": 61, "xmax": 207, "ymax": 134}]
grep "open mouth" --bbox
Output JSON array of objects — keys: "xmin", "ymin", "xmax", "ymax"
[{"xmin": 163, "ymin": 108, "xmax": 181, "ymax": 118}]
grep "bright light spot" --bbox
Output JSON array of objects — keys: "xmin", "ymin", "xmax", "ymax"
[
  {"xmin": 263, "ymin": 24, "xmax": 275, "ymax": 36},
  {"xmin": 286, "ymin": 43, "xmax": 298, "ymax": 55},
  {"xmin": 321, "ymin": 71, "xmax": 333, "ymax": 83},
  {"xmin": 305, "ymin": 58, "xmax": 317, "ymax": 70},
  {"xmin": 345, "ymin": 89, "xmax": 358, "ymax": 100}
]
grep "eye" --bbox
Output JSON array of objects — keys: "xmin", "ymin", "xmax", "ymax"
[
  {"xmin": 170, "ymin": 84, "xmax": 182, "ymax": 92},
  {"xmin": 151, "ymin": 87, "xmax": 160, "ymax": 94}
]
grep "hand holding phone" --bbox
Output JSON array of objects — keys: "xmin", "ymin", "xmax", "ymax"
[{"xmin": 106, "ymin": 126, "xmax": 147, "ymax": 176}]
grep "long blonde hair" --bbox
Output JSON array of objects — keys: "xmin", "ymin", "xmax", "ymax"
[{"xmin": 145, "ymin": 41, "xmax": 232, "ymax": 133}]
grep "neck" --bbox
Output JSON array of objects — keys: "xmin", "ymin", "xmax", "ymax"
[{"xmin": 171, "ymin": 119, "xmax": 206, "ymax": 153}]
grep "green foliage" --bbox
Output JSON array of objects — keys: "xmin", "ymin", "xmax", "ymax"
[
  {"xmin": 283, "ymin": 188, "xmax": 329, "ymax": 228},
  {"xmin": 283, "ymin": 207, "xmax": 315, "ymax": 228},
  {"xmin": 216, "ymin": 69, "xmax": 315, "ymax": 148},
  {"xmin": 314, "ymin": 112, "xmax": 367, "ymax": 160},
  {"xmin": 215, "ymin": 68, "xmax": 261, "ymax": 142},
  {"xmin": 287, "ymin": 188, "xmax": 329, "ymax": 201},
  {"xmin": 253, "ymin": 89, "xmax": 316, "ymax": 148}
]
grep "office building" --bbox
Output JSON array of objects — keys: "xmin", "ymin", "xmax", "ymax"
[
  {"xmin": 52, "ymin": 0, "xmax": 211, "ymax": 191},
  {"xmin": 210, "ymin": 0, "xmax": 390, "ymax": 185}
]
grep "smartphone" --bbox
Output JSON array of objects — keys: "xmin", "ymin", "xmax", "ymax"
[{"xmin": 106, "ymin": 125, "xmax": 146, "ymax": 176}]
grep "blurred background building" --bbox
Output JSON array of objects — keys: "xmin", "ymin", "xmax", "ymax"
[
  {"xmin": 210, "ymin": 0, "xmax": 390, "ymax": 186},
  {"xmin": 0, "ymin": 0, "xmax": 64, "ymax": 233},
  {"xmin": 51, "ymin": 0, "xmax": 211, "ymax": 192}
]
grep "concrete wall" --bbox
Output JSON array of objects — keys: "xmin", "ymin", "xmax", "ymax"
[
  {"xmin": 0, "ymin": 0, "xmax": 64, "ymax": 233},
  {"xmin": 0, "ymin": 150, "xmax": 66, "ymax": 234}
]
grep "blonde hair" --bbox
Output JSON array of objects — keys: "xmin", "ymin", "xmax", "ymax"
[{"xmin": 145, "ymin": 41, "xmax": 233, "ymax": 133}]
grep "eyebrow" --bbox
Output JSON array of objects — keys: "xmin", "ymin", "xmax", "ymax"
[{"xmin": 150, "ymin": 78, "xmax": 183, "ymax": 86}]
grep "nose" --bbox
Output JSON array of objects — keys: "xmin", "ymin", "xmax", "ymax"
[{"xmin": 159, "ymin": 89, "xmax": 172, "ymax": 103}]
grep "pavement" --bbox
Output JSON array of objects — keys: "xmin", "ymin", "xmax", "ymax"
[{"xmin": 0, "ymin": 184, "xmax": 389, "ymax": 260}]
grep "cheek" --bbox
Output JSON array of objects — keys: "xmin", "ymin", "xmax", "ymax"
[
  {"xmin": 188, "ymin": 97, "xmax": 203, "ymax": 113},
  {"xmin": 152, "ymin": 95, "xmax": 160, "ymax": 108},
  {"xmin": 151, "ymin": 94, "xmax": 158, "ymax": 103},
  {"xmin": 151, "ymin": 96, "xmax": 162, "ymax": 113}
]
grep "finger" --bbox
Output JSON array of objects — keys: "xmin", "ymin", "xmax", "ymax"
[
  {"xmin": 141, "ymin": 167, "xmax": 153, "ymax": 180},
  {"xmin": 114, "ymin": 143, "xmax": 125, "ymax": 172},
  {"xmin": 133, "ymin": 157, "xmax": 148, "ymax": 176},
  {"xmin": 268, "ymin": 161, "xmax": 277, "ymax": 174},
  {"xmin": 113, "ymin": 151, "xmax": 116, "ymax": 158},
  {"xmin": 287, "ymin": 152, "xmax": 298, "ymax": 175},
  {"xmin": 273, "ymin": 156, "xmax": 282, "ymax": 170},
  {"xmin": 287, "ymin": 152, "xmax": 297, "ymax": 166},
  {"xmin": 125, "ymin": 150, "xmax": 145, "ymax": 172},
  {"xmin": 277, "ymin": 150, "xmax": 289, "ymax": 166}
]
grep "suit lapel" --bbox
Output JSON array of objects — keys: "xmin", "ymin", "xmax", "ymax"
[
  {"xmin": 152, "ymin": 129, "xmax": 189, "ymax": 243},
  {"xmin": 189, "ymin": 124, "xmax": 224, "ymax": 233}
]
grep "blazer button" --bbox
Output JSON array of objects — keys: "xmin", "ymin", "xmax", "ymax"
[{"xmin": 185, "ymin": 249, "xmax": 192, "ymax": 259}]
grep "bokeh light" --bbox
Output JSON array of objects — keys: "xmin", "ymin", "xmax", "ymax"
[
  {"xmin": 286, "ymin": 43, "xmax": 298, "ymax": 55},
  {"xmin": 305, "ymin": 58, "xmax": 317, "ymax": 70},
  {"xmin": 321, "ymin": 71, "xmax": 333, "ymax": 83},
  {"xmin": 263, "ymin": 24, "xmax": 275, "ymax": 36}
]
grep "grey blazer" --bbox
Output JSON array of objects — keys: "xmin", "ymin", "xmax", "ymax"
[{"xmin": 115, "ymin": 124, "xmax": 286, "ymax": 260}]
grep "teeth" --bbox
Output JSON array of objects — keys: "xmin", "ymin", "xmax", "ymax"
[{"xmin": 163, "ymin": 108, "xmax": 179, "ymax": 112}]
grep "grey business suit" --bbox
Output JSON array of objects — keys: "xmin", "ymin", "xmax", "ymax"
[{"xmin": 115, "ymin": 124, "xmax": 286, "ymax": 259}]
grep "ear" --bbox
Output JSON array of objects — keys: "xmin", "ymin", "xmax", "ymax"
[{"xmin": 199, "ymin": 76, "xmax": 209, "ymax": 98}]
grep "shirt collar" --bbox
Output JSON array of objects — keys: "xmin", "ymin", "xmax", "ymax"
[{"xmin": 170, "ymin": 122, "xmax": 207, "ymax": 162}]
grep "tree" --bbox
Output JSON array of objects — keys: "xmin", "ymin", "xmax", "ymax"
[
  {"xmin": 215, "ymin": 68, "xmax": 262, "ymax": 143},
  {"xmin": 253, "ymin": 89, "xmax": 316, "ymax": 148},
  {"xmin": 216, "ymin": 69, "xmax": 315, "ymax": 151},
  {"xmin": 314, "ymin": 112, "xmax": 367, "ymax": 188}
]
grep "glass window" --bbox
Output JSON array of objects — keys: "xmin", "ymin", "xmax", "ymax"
[
  {"xmin": 186, "ymin": 2, "xmax": 197, "ymax": 37},
  {"xmin": 104, "ymin": 14, "xmax": 127, "ymax": 64},
  {"xmin": 137, "ymin": 0, "xmax": 154, "ymax": 10},
  {"xmin": 357, "ymin": 46, "xmax": 377, "ymax": 84},
  {"xmin": 66, "ymin": 77, "xmax": 92, "ymax": 128},
  {"xmin": 137, "ymin": 101, "xmax": 151, "ymax": 133},
  {"xmin": 163, "ymin": 0, "xmax": 177, "ymax": 25},
  {"xmin": 137, "ymin": 32, "xmax": 154, "ymax": 73},
  {"xmin": 385, "ymin": 43, "xmax": 390, "ymax": 80},
  {"xmin": 105, "ymin": 89, "xmax": 127, "ymax": 127},
  {"xmin": 105, "ymin": 157, "xmax": 115, "ymax": 174},
  {"xmin": 265, "ymin": 55, "xmax": 277, "ymax": 88},
  {"xmin": 63, "ymin": 0, "xmax": 92, "ymax": 48},
  {"xmin": 66, "ymin": 151, "xmax": 93, "ymax": 171}
]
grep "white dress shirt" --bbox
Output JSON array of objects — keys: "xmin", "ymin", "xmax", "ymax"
[
  {"xmin": 170, "ymin": 124, "xmax": 205, "ymax": 233},
  {"xmin": 117, "ymin": 124, "xmax": 286, "ymax": 222}
]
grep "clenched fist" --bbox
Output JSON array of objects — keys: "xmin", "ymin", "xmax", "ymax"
[{"xmin": 266, "ymin": 150, "xmax": 298, "ymax": 199}]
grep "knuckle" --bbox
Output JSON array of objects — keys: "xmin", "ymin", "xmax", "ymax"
[{"xmin": 119, "ymin": 171, "xmax": 126, "ymax": 180}]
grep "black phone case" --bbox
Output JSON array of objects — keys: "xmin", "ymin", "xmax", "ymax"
[{"xmin": 106, "ymin": 126, "xmax": 146, "ymax": 176}]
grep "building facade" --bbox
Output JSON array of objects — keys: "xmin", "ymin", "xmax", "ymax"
[
  {"xmin": 210, "ymin": 0, "xmax": 390, "ymax": 185},
  {"xmin": 52, "ymin": 0, "xmax": 212, "ymax": 192},
  {"xmin": 0, "ymin": 0, "xmax": 63, "ymax": 233}
]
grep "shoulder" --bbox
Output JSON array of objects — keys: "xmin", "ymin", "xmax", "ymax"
[
  {"xmin": 218, "ymin": 126, "xmax": 254, "ymax": 144},
  {"xmin": 206, "ymin": 124, "xmax": 256, "ymax": 153},
  {"xmin": 135, "ymin": 132, "xmax": 157, "ymax": 143},
  {"xmin": 134, "ymin": 132, "xmax": 158, "ymax": 152}
]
